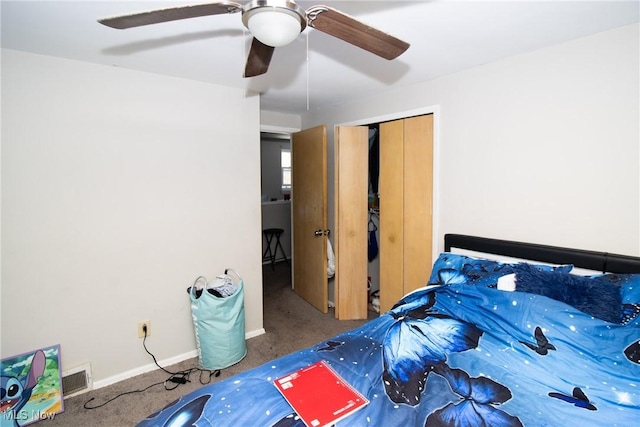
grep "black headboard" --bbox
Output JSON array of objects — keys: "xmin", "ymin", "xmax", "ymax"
[{"xmin": 444, "ymin": 234, "xmax": 640, "ymax": 274}]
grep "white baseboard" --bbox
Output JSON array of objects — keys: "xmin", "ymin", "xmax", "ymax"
[
  {"xmin": 92, "ymin": 328, "xmax": 267, "ymax": 391},
  {"xmin": 246, "ymin": 327, "xmax": 266, "ymax": 339}
]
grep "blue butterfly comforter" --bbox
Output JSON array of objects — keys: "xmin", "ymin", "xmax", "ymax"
[{"xmin": 138, "ymin": 254, "xmax": 640, "ymax": 426}]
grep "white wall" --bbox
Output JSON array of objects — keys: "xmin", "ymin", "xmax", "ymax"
[
  {"xmin": 260, "ymin": 110, "xmax": 301, "ymax": 133},
  {"xmin": 1, "ymin": 50, "xmax": 264, "ymax": 385},
  {"xmin": 303, "ymin": 23, "xmax": 640, "ymax": 257}
]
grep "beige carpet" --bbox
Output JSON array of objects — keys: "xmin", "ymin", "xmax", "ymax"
[{"xmin": 46, "ymin": 263, "xmax": 374, "ymax": 426}]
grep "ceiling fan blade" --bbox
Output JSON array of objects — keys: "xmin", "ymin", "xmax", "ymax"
[
  {"xmin": 98, "ymin": 1, "xmax": 242, "ymax": 29},
  {"xmin": 306, "ymin": 6, "xmax": 409, "ymax": 60},
  {"xmin": 244, "ymin": 38, "xmax": 275, "ymax": 78}
]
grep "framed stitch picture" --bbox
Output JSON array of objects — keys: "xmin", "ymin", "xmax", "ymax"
[{"xmin": 1, "ymin": 345, "xmax": 64, "ymax": 426}]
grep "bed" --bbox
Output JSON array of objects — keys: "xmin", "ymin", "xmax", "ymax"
[{"xmin": 138, "ymin": 234, "xmax": 640, "ymax": 426}]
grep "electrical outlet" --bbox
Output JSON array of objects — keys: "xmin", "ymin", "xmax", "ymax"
[{"xmin": 138, "ymin": 320, "xmax": 150, "ymax": 338}]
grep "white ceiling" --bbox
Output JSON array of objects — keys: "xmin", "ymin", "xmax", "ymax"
[{"xmin": 2, "ymin": 1, "xmax": 638, "ymax": 114}]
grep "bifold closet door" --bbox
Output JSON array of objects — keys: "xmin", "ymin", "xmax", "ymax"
[
  {"xmin": 334, "ymin": 126, "xmax": 369, "ymax": 320},
  {"xmin": 403, "ymin": 115, "xmax": 433, "ymax": 294},
  {"xmin": 379, "ymin": 119, "xmax": 405, "ymax": 314},
  {"xmin": 379, "ymin": 115, "xmax": 434, "ymax": 314}
]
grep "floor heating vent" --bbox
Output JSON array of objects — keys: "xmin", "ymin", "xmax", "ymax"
[{"xmin": 62, "ymin": 364, "xmax": 92, "ymax": 397}]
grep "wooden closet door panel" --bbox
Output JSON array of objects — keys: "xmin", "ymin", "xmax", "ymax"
[
  {"xmin": 403, "ymin": 115, "xmax": 434, "ymax": 293},
  {"xmin": 334, "ymin": 126, "xmax": 369, "ymax": 320},
  {"xmin": 379, "ymin": 120, "xmax": 405, "ymax": 314}
]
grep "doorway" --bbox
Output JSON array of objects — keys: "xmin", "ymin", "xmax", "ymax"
[{"xmin": 260, "ymin": 131, "xmax": 293, "ymax": 267}]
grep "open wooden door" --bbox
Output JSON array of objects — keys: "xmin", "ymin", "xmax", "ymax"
[{"xmin": 292, "ymin": 125, "xmax": 328, "ymax": 313}]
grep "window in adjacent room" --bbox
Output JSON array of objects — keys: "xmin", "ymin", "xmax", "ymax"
[{"xmin": 281, "ymin": 148, "xmax": 291, "ymax": 193}]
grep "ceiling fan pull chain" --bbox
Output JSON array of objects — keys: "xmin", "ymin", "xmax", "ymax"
[
  {"xmin": 306, "ymin": 31, "xmax": 310, "ymax": 111},
  {"xmin": 242, "ymin": 27, "xmax": 247, "ymax": 65}
]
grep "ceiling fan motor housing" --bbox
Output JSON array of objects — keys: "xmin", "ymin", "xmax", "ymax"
[{"xmin": 241, "ymin": 0, "xmax": 308, "ymax": 47}]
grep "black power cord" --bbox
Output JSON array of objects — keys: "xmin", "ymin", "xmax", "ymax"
[
  {"xmin": 84, "ymin": 325, "xmax": 220, "ymax": 409},
  {"xmin": 141, "ymin": 328, "xmax": 220, "ymax": 390}
]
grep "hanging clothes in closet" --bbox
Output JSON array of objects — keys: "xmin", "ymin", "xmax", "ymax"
[
  {"xmin": 368, "ymin": 126, "xmax": 380, "ymax": 199},
  {"xmin": 368, "ymin": 210, "xmax": 379, "ymax": 262}
]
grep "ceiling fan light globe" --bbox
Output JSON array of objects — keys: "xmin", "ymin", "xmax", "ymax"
[{"xmin": 247, "ymin": 9, "xmax": 302, "ymax": 47}]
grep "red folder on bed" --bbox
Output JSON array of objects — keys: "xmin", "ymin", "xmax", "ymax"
[{"xmin": 273, "ymin": 360, "xmax": 369, "ymax": 427}]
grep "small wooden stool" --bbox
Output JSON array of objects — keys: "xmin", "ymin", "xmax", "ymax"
[{"xmin": 262, "ymin": 228, "xmax": 289, "ymax": 270}]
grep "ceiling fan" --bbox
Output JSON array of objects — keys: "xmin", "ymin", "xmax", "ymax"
[{"xmin": 98, "ymin": 0, "xmax": 410, "ymax": 78}]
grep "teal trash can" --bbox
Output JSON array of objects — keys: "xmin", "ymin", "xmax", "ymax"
[{"xmin": 188, "ymin": 269, "xmax": 247, "ymax": 370}]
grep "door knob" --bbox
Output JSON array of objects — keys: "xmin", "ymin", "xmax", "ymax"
[{"xmin": 314, "ymin": 229, "xmax": 323, "ymax": 236}]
